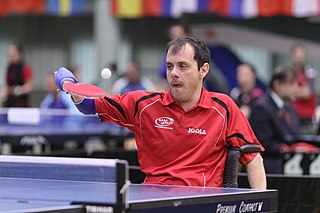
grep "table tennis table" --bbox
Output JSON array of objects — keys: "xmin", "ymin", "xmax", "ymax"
[
  {"xmin": 0, "ymin": 155, "xmax": 277, "ymax": 213},
  {"xmin": 0, "ymin": 108, "xmax": 126, "ymax": 154}
]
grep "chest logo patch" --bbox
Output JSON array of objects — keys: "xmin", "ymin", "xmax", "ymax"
[
  {"xmin": 188, "ymin": 128, "xmax": 207, "ymax": 135},
  {"xmin": 155, "ymin": 117, "xmax": 174, "ymax": 129}
]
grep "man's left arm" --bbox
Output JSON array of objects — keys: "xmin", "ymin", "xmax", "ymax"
[
  {"xmin": 245, "ymin": 153, "xmax": 266, "ymax": 189},
  {"xmin": 224, "ymin": 95, "xmax": 266, "ymax": 189}
]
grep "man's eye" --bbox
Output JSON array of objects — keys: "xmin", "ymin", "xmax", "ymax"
[
  {"xmin": 180, "ymin": 64, "xmax": 187, "ymax": 69},
  {"xmin": 167, "ymin": 65, "xmax": 173, "ymax": 70}
]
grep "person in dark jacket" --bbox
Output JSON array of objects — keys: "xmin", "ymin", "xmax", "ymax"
[{"xmin": 249, "ymin": 66, "xmax": 299, "ymax": 174}]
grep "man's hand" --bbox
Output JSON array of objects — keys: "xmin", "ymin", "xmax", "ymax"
[{"xmin": 54, "ymin": 67, "xmax": 78, "ymax": 91}]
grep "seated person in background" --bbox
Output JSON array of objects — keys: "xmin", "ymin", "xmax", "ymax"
[
  {"xmin": 41, "ymin": 69, "xmax": 82, "ymax": 151},
  {"xmin": 249, "ymin": 66, "xmax": 299, "ymax": 174},
  {"xmin": 111, "ymin": 62, "xmax": 155, "ymax": 150},
  {"xmin": 230, "ymin": 63, "xmax": 264, "ymax": 118},
  {"xmin": 111, "ymin": 62, "xmax": 155, "ymax": 95},
  {"xmin": 40, "ymin": 69, "xmax": 78, "ymax": 113}
]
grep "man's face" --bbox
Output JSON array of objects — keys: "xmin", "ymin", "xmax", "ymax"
[
  {"xmin": 45, "ymin": 74, "xmax": 58, "ymax": 93},
  {"xmin": 166, "ymin": 43, "xmax": 206, "ymax": 103},
  {"xmin": 292, "ymin": 46, "xmax": 306, "ymax": 66},
  {"xmin": 237, "ymin": 64, "xmax": 256, "ymax": 93},
  {"xmin": 126, "ymin": 63, "xmax": 139, "ymax": 83},
  {"xmin": 277, "ymin": 75, "xmax": 298, "ymax": 101},
  {"xmin": 7, "ymin": 44, "xmax": 21, "ymax": 64}
]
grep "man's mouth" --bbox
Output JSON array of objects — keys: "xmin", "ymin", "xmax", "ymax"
[{"xmin": 172, "ymin": 83, "xmax": 183, "ymax": 88}]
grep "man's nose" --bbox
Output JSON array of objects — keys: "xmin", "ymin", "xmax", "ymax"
[{"xmin": 169, "ymin": 67, "xmax": 179, "ymax": 77}]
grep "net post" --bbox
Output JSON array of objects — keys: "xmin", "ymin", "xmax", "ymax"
[{"xmin": 115, "ymin": 160, "xmax": 130, "ymax": 213}]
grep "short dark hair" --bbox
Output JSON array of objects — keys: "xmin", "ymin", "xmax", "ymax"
[
  {"xmin": 11, "ymin": 42, "xmax": 24, "ymax": 55},
  {"xmin": 166, "ymin": 37, "xmax": 211, "ymax": 70},
  {"xmin": 269, "ymin": 66, "xmax": 295, "ymax": 90}
]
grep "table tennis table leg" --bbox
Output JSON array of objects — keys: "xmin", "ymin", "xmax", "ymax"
[
  {"xmin": 0, "ymin": 139, "xmax": 51, "ymax": 155},
  {"xmin": 32, "ymin": 143, "xmax": 51, "ymax": 155},
  {"xmin": 0, "ymin": 143, "xmax": 11, "ymax": 155}
]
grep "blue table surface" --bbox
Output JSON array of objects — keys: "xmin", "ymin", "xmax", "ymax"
[
  {"xmin": 0, "ymin": 199, "xmax": 82, "ymax": 212},
  {"xmin": 0, "ymin": 177, "xmax": 268, "ymax": 205}
]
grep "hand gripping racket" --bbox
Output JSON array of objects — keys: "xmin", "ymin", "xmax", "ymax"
[{"xmin": 63, "ymin": 82, "xmax": 106, "ymax": 99}]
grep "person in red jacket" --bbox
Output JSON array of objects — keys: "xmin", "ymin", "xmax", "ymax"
[
  {"xmin": 1, "ymin": 43, "xmax": 33, "ymax": 107},
  {"xmin": 290, "ymin": 43, "xmax": 317, "ymax": 133},
  {"xmin": 55, "ymin": 37, "xmax": 266, "ymax": 189}
]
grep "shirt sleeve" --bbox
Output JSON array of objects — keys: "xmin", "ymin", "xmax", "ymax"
[
  {"xmin": 225, "ymin": 96, "xmax": 265, "ymax": 165},
  {"xmin": 94, "ymin": 92, "xmax": 136, "ymax": 131},
  {"xmin": 22, "ymin": 64, "xmax": 33, "ymax": 82}
]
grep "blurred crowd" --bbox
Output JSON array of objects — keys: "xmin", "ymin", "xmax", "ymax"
[{"xmin": 1, "ymin": 23, "xmax": 319, "ymax": 175}]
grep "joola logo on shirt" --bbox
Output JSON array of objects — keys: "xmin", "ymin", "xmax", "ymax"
[
  {"xmin": 155, "ymin": 117, "xmax": 174, "ymax": 129},
  {"xmin": 188, "ymin": 128, "xmax": 207, "ymax": 135}
]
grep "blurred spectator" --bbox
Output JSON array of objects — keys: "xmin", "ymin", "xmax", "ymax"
[
  {"xmin": 249, "ymin": 66, "xmax": 299, "ymax": 174},
  {"xmin": 1, "ymin": 43, "xmax": 33, "ymax": 107},
  {"xmin": 111, "ymin": 61, "xmax": 155, "ymax": 150},
  {"xmin": 168, "ymin": 24, "xmax": 189, "ymax": 41},
  {"xmin": 40, "ymin": 67, "xmax": 79, "ymax": 113},
  {"xmin": 112, "ymin": 62, "xmax": 155, "ymax": 95},
  {"xmin": 230, "ymin": 63, "xmax": 264, "ymax": 118},
  {"xmin": 290, "ymin": 43, "xmax": 317, "ymax": 133}
]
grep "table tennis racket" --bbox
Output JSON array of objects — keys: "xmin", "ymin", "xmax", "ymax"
[{"xmin": 63, "ymin": 82, "xmax": 106, "ymax": 98}]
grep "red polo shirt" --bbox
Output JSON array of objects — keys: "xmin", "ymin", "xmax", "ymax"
[{"xmin": 94, "ymin": 88, "xmax": 264, "ymax": 187}]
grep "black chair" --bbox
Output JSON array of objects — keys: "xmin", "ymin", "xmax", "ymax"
[
  {"xmin": 128, "ymin": 145, "xmax": 262, "ymax": 187},
  {"xmin": 223, "ymin": 144, "xmax": 261, "ymax": 188}
]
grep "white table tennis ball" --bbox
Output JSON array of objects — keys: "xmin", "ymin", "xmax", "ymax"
[{"xmin": 101, "ymin": 68, "xmax": 112, "ymax": 79}]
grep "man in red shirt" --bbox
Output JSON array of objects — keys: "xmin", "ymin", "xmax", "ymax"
[{"xmin": 55, "ymin": 37, "xmax": 266, "ymax": 189}]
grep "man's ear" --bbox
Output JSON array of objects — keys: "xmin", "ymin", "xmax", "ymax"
[{"xmin": 200, "ymin": 63, "xmax": 209, "ymax": 79}]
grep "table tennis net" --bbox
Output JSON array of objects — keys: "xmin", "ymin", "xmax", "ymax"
[{"xmin": 0, "ymin": 156, "xmax": 128, "ymax": 183}]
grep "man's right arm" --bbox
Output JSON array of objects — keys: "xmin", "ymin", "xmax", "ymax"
[
  {"xmin": 74, "ymin": 98, "xmax": 96, "ymax": 114},
  {"xmin": 55, "ymin": 67, "xmax": 96, "ymax": 114}
]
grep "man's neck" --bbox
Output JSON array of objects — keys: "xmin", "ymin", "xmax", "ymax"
[
  {"xmin": 270, "ymin": 91, "xmax": 285, "ymax": 109},
  {"xmin": 179, "ymin": 88, "xmax": 203, "ymax": 111}
]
